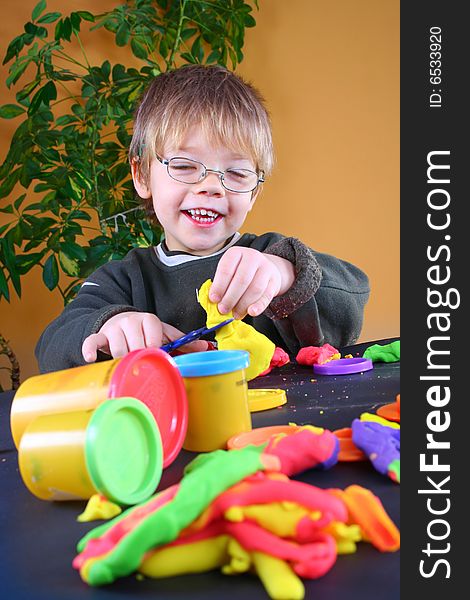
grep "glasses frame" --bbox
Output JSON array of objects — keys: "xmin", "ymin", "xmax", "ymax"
[{"xmin": 156, "ymin": 155, "xmax": 265, "ymax": 193}]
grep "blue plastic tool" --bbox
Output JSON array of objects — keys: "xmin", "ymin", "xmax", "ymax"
[{"xmin": 160, "ymin": 318, "xmax": 234, "ymax": 353}]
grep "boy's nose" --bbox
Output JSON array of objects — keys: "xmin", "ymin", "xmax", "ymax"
[{"xmin": 193, "ymin": 171, "xmax": 225, "ymax": 196}]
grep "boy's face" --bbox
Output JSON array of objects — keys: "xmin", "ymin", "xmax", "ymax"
[{"xmin": 133, "ymin": 126, "xmax": 259, "ymax": 256}]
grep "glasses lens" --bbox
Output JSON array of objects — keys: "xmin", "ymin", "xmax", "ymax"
[
  {"xmin": 167, "ymin": 158, "xmax": 203, "ymax": 183},
  {"xmin": 223, "ymin": 168, "xmax": 259, "ymax": 192}
]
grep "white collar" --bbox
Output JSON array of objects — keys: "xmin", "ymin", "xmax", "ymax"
[{"xmin": 155, "ymin": 232, "xmax": 242, "ymax": 266}]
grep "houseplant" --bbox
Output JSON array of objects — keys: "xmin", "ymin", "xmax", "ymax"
[{"xmin": 0, "ymin": 0, "xmax": 258, "ymax": 386}]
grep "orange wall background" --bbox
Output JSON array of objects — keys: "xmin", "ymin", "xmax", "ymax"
[{"xmin": 0, "ymin": 0, "xmax": 399, "ymax": 387}]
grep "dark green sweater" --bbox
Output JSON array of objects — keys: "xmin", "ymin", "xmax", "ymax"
[{"xmin": 36, "ymin": 232, "xmax": 370, "ymax": 373}]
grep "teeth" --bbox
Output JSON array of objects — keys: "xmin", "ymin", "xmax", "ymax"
[{"xmin": 186, "ymin": 208, "xmax": 220, "ymax": 222}]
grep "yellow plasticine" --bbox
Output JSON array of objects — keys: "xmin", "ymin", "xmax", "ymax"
[
  {"xmin": 324, "ymin": 522, "xmax": 362, "ymax": 554},
  {"xmin": 252, "ymin": 551, "xmax": 305, "ymax": 600},
  {"xmin": 359, "ymin": 412, "xmax": 400, "ymax": 430},
  {"xmin": 198, "ymin": 279, "xmax": 275, "ymax": 380},
  {"xmin": 76, "ymin": 494, "xmax": 122, "ymax": 523},
  {"xmin": 140, "ymin": 533, "xmax": 304, "ymax": 600},
  {"xmin": 140, "ymin": 535, "xmax": 230, "ymax": 577},
  {"xmin": 300, "ymin": 424, "xmax": 324, "ymax": 435},
  {"xmin": 222, "ymin": 538, "xmax": 252, "ymax": 574},
  {"xmin": 223, "ymin": 502, "xmax": 321, "ymax": 538}
]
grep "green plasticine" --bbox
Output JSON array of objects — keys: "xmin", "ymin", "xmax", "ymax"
[
  {"xmin": 363, "ymin": 340, "xmax": 400, "ymax": 363},
  {"xmin": 82, "ymin": 445, "xmax": 266, "ymax": 586},
  {"xmin": 76, "ymin": 488, "xmax": 173, "ymax": 553}
]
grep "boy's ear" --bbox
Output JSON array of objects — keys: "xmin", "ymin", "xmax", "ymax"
[
  {"xmin": 248, "ymin": 186, "xmax": 261, "ymax": 209},
  {"xmin": 131, "ymin": 160, "xmax": 152, "ymax": 199}
]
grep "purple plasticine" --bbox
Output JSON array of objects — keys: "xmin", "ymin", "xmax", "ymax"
[{"xmin": 351, "ymin": 420, "xmax": 400, "ymax": 475}]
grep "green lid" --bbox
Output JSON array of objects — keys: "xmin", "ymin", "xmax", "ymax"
[{"xmin": 84, "ymin": 397, "xmax": 163, "ymax": 505}]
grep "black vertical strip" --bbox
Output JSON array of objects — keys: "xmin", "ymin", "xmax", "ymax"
[{"xmin": 401, "ymin": 2, "xmax": 465, "ymax": 596}]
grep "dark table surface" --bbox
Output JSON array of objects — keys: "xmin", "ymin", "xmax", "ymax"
[{"xmin": 0, "ymin": 339, "xmax": 400, "ymax": 599}]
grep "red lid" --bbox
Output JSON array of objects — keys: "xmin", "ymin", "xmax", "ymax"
[{"xmin": 108, "ymin": 348, "xmax": 188, "ymax": 468}]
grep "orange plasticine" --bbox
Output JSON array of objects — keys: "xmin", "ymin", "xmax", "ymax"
[{"xmin": 328, "ymin": 485, "xmax": 400, "ymax": 552}]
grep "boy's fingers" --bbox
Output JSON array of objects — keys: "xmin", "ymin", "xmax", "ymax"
[
  {"xmin": 82, "ymin": 332, "xmax": 109, "ymax": 363},
  {"xmin": 119, "ymin": 318, "xmax": 146, "ymax": 352},
  {"xmin": 247, "ymin": 278, "xmax": 280, "ymax": 317},
  {"xmin": 142, "ymin": 314, "xmax": 164, "ymax": 348},
  {"xmin": 105, "ymin": 328, "xmax": 129, "ymax": 358},
  {"xmin": 217, "ymin": 256, "xmax": 259, "ymax": 314},
  {"xmin": 231, "ymin": 268, "xmax": 271, "ymax": 318},
  {"xmin": 210, "ymin": 250, "xmax": 242, "ymax": 303}
]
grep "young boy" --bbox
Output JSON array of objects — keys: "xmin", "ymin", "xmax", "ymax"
[{"xmin": 36, "ymin": 65, "xmax": 370, "ymax": 373}]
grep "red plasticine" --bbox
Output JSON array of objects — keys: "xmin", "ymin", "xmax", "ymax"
[
  {"xmin": 296, "ymin": 344, "xmax": 340, "ymax": 366},
  {"xmin": 264, "ymin": 429, "xmax": 338, "ymax": 475},
  {"xmin": 258, "ymin": 346, "xmax": 290, "ymax": 376},
  {"xmin": 182, "ymin": 472, "xmax": 348, "ymax": 540}
]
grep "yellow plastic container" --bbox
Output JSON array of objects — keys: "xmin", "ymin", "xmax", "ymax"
[
  {"xmin": 10, "ymin": 348, "xmax": 188, "ymax": 468},
  {"xmin": 174, "ymin": 350, "xmax": 252, "ymax": 452},
  {"xmin": 18, "ymin": 397, "xmax": 163, "ymax": 504}
]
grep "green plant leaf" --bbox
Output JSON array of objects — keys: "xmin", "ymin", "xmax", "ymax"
[
  {"xmin": 0, "ymin": 104, "xmax": 25, "ymax": 119},
  {"xmin": 116, "ymin": 22, "xmax": 130, "ymax": 46},
  {"xmin": 58, "ymin": 251, "xmax": 79, "ymax": 276},
  {"xmin": 37, "ymin": 12, "xmax": 61, "ymax": 24},
  {"xmin": 244, "ymin": 13, "xmax": 256, "ymax": 27},
  {"xmin": 0, "ymin": 268, "xmax": 10, "ymax": 301},
  {"xmin": 16, "ymin": 252, "xmax": 45, "ymax": 275},
  {"xmin": 0, "ymin": 168, "xmax": 21, "ymax": 199},
  {"xmin": 43, "ymin": 254, "xmax": 59, "ymax": 290},
  {"xmin": 76, "ymin": 11, "xmax": 94, "ymax": 22},
  {"xmin": 14, "ymin": 194, "xmax": 27, "ymax": 210},
  {"xmin": 131, "ymin": 38, "xmax": 148, "ymax": 60},
  {"xmin": 32, "ymin": 0, "xmax": 47, "ymax": 22}
]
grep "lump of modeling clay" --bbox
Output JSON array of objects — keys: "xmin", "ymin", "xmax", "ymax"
[
  {"xmin": 259, "ymin": 346, "xmax": 290, "ymax": 376},
  {"xmin": 296, "ymin": 344, "xmax": 340, "ymax": 366},
  {"xmin": 73, "ymin": 436, "xmax": 400, "ymax": 599},
  {"xmin": 77, "ymin": 494, "xmax": 122, "ymax": 523},
  {"xmin": 328, "ymin": 485, "xmax": 400, "ymax": 552},
  {"xmin": 198, "ymin": 279, "xmax": 275, "ymax": 380},
  {"xmin": 74, "ymin": 444, "xmax": 274, "ymax": 585},
  {"xmin": 363, "ymin": 340, "xmax": 400, "ymax": 363},
  {"xmin": 351, "ymin": 413, "xmax": 400, "ymax": 483}
]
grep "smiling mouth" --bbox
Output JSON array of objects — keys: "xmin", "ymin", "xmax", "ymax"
[{"xmin": 184, "ymin": 208, "xmax": 222, "ymax": 224}]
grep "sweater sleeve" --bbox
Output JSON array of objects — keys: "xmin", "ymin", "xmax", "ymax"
[
  {"xmin": 35, "ymin": 259, "xmax": 140, "ymax": 373},
  {"xmin": 263, "ymin": 237, "xmax": 322, "ymax": 319},
  {"xmin": 239, "ymin": 232, "xmax": 370, "ymax": 352},
  {"xmin": 267, "ymin": 249, "xmax": 370, "ymax": 353}
]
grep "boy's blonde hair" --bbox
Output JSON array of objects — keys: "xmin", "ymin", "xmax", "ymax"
[{"xmin": 129, "ymin": 65, "xmax": 274, "ymax": 190}]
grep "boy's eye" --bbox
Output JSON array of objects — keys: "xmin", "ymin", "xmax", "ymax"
[
  {"xmin": 171, "ymin": 162, "xmax": 197, "ymax": 171},
  {"xmin": 225, "ymin": 169, "xmax": 250, "ymax": 179}
]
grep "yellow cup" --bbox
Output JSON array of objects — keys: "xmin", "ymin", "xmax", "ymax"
[
  {"xmin": 18, "ymin": 398, "xmax": 163, "ymax": 504},
  {"xmin": 174, "ymin": 350, "xmax": 252, "ymax": 452},
  {"xmin": 10, "ymin": 348, "xmax": 188, "ymax": 468}
]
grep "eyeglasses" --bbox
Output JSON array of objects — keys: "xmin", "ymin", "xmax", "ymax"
[{"xmin": 156, "ymin": 155, "xmax": 264, "ymax": 193}]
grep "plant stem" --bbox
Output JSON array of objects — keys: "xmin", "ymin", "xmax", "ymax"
[
  {"xmin": 0, "ymin": 334, "xmax": 20, "ymax": 390},
  {"xmin": 74, "ymin": 33, "xmax": 91, "ymax": 70},
  {"xmin": 167, "ymin": 0, "xmax": 188, "ymax": 69}
]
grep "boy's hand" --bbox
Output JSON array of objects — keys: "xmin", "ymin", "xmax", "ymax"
[
  {"xmin": 209, "ymin": 247, "xmax": 295, "ymax": 320},
  {"xmin": 82, "ymin": 312, "xmax": 208, "ymax": 363}
]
